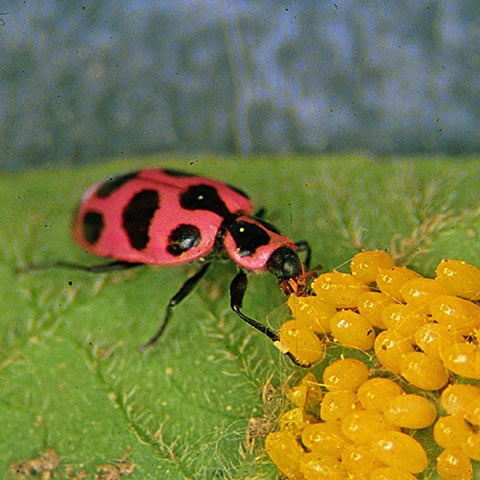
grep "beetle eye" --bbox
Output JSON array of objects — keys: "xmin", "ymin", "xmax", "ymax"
[{"xmin": 267, "ymin": 247, "xmax": 302, "ymax": 279}]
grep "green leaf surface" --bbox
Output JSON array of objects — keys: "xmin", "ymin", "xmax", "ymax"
[{"xmin": 1, "ymin": 155, "xmax": 479, "ymax": 479}]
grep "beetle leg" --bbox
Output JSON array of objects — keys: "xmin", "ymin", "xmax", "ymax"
[
  {"xmin": 17, "ymin": 260, "xmax": 142, "ymax": 273},
  {"xmin": 141, "ymin": 262, "xmax": 211, "ymax": 351},
  {"xmin": 253, "ymin": 207, "xmax": 266, "ymax": 218},
  {"xmin": 230, "ymin": 270, "xmax": 309, "ymax": 367},
  {"xmin": 294, "ymin": 240, "xmax": 311, "ymax": 270},
  {"xmin": 230, "ymin": 270, "xmax": 278, "ymax": 341}
]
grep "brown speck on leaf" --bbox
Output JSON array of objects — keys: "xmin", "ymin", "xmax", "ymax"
[
  {"xmin": 10, "ymin": 448, "xmax": 60, "ymax": 479},
  {"xmin": 95, "ymin": 453, "xmax": 135, "ymax": 479},
  {"xmin": 244, "ymin": 416, "xmax": 272, "ymax": 454},
  {"xmin": 96, "ymin": 464, "xmax": 121, "ymax": 480}
]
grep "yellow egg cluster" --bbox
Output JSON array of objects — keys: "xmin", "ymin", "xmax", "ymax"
[
  {"xmin": 281, "ymin": 252, "xmax": 480, "ymax": 381},
  {"xmin": 265, "ymin": 359, "xmax": 435, "ymax": 479},
  {"xmin": 267, "ymin": 252, "xmax": 480, "ymax": 480}
]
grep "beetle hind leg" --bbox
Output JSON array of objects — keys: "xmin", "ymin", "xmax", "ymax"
[{"xmin": 16, "ymin": 260, "xmax": 142, "ymax": 274}]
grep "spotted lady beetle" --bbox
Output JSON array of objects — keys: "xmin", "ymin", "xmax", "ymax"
[{"xmin": 28, "ymin": 168, "xmax": 311, "ymax": 364}]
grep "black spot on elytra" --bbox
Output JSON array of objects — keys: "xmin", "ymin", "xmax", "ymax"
[
  {"xmin": 122, "ymin": 190, "xmax": 159, "ymax": 250},
  {"xmin": 163, "ymin": 168, "xmax": 195, "ymax": 177},
  {"xmin": 180, "ymin": 184, "xmax": 229, "ymax": 217},
  {"xmin": 83, "ymin": 211, "xmax": 104, "ymax": 244},
  {"xmin": 227, "ymin": 220, "xmax": 270, "ymax": 256},
  {"xmin": 167, "ymin": 224, "xmax": 201, "ymax": 256},
  {"xmin": 96, "ymin": 172, "xmax": 138, "ymax": 198}
]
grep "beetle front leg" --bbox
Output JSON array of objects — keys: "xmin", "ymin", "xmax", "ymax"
[
  {"xmin": 230, "ymin": 270, "xmax": 279, "ymax": 342},
  {"xmin": 230, "ymin": 270, "xmax": 309, "ymax": 367},
  {"xmin": 294, "ymin": 240, "xmax": 311, "ymax": 270}
]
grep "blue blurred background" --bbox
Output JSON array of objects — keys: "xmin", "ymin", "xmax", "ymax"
[{"xmin": 1, "ymin": 0, "xmax": 479, "ymax": 171}]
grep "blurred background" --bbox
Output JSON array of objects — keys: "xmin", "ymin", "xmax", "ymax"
[{"xmin": 1, "ymin": 0, "xmax": 479, "ymax": 171}]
